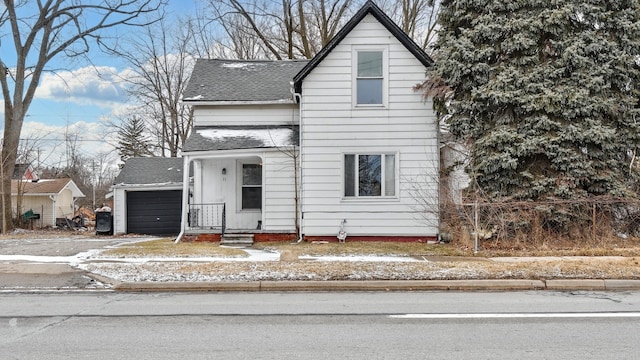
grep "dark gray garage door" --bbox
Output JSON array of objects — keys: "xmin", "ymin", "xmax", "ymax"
[{"xmin": 126, "ymin": 190, "xmax": 182, "ymax": 235}]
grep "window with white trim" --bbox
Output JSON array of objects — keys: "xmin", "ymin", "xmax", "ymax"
[
  {"xmin": 241, "ymin": 163, "xmax": 262, "ymax": 209},
  {"xmin": 344, "ymin": 154, "xmax": 396, "ymax": 197},
  {"xmin": 356, "ymin": 51, "xmax": 384, "ymax": 105}
]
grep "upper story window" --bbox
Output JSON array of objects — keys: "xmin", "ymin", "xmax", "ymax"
[
  {"xmin": 356, "ymin": 51, "xmax": 384, "ymax": 105},
  {"xmin": 344, "ymin": 153, "xmax": 396, "ymax": 197}
]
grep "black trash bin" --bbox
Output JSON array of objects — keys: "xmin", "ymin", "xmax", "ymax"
[{"xmin": 95, "ymin": 211, "xmax": 113, "ymax": 235}]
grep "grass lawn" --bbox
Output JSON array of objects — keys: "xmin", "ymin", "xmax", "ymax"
[
  {"xmin": 100, "ymin": 238, "xmax": 249, "ymax": 258},
  {"xmin": 252, "ymin": 241, "xmax": 468, "ymax": 257},
  {"xmin": 99, "ymin": 238, "xmax": 640, "ymax": 259}
]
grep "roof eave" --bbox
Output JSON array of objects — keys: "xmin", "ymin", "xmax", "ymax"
[
  {"xmin": 182, "ymin": 100, "xmax": 296, "ymax": 106},
  {"xmin": 182, "ymin": 147, "xmax": 293, "ymax": 157}
]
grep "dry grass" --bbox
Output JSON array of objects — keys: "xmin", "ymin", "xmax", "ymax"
[
  {"xmin": 102, "ymin": 238, "xmax": 640, "ymax": 259},
  {"xmin": 100, "ymin": 238, "xmax": 248, "ymax": 258},
  {"xmin": 84, "ymin": 256, "xmax": 640, "ymax": 282},
  {"xmin": 252, "ymin": 241, "xmax": 468, "ymax": 257},
  {"xmin": 446, "ymin": 224, "xmax": 640, "ymax": 257}
]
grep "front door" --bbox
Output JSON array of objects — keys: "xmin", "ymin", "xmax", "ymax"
[{"xmin": 228, "ymin": 161, "xmax": 262, "ymax": 230}]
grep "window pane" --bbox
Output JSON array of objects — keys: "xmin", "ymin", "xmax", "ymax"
[
  {"xmin": 385, "ymin": 154, "xmax": 395, "ymax": 196},
  {"xmin": 358, "ymin": 51, "xmax": 382, "ymax": 76},
  {"xmin": 243, "ymin": 164, "xmax": 261, "ymax": 185},
  {"xmin": 357, "ymin": 79, "xmax": 383, "ymax": 104},
  {"xmin": 359, "ymin": 155, "xmax": 381, "ymax": 196},
  {"xmin": 242, "ymin": 187, "xmax": 262, "ymax": 209},
  {"xmin": 345, "ymin": 155, "xmax": 355, "ymax": 197}
]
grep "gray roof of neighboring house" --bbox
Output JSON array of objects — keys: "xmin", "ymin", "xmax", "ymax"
[
  {"xmin": 183, "ymin": 59, "xmax": 309, "ymax": 103},
  {"xmin": 114, "ymin": 157, "xmax": 186, "ymax": 185},
  {"xmin": 183, "ymin": 126, "xmax": 299, "ymax": 152}
]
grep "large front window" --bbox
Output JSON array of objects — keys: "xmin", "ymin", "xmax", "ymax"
[
  {"xmin": 344, "ymin": 154, "xmax": 396, "ymax": 197},
  {"xmin": 242, "ymin": 163, "xmax": 262, "ymax": 209},
  {"xmin": 356, "ymin": 51, "xmax": 383, "ymax": 105}
]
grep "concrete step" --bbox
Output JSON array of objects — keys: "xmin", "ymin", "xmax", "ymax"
[{"xmin": 221, "ymin": 233, "xmax": 254, "ymax": 246}]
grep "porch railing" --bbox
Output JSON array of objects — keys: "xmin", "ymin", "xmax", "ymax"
[{"xmin": 188, "ymin": 203, "xmax": 226, "ymax": 234}]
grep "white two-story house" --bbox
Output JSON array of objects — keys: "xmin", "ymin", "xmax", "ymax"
[{"xmin": 179, "ymin": 0, "xmax": 439, "ymax": 243}]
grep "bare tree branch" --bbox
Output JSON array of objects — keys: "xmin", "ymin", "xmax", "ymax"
[{"xmin": 0, "ymin": 0, "xmax": 166, "ymax": 232}]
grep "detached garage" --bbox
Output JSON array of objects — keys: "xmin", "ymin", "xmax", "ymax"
[{"xmin": 112, "ymin": 157, "xmax": 190, "ymax": 236}]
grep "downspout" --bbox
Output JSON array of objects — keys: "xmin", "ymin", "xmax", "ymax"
[
  {"xmin": 49, "ymin": 195, "xmax": 56, "ymax": 228},
  {"xmin": 294, "ymin": 91, "xmax": 304, "ymax": 243},
  {"xmin": 175, "ymin": 156, "xmax": 191, "ymax": 243}
]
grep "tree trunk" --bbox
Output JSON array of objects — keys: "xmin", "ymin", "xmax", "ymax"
[{"xmin": 2, "ymin": 107, "xmax": 22, "ymax": 233}]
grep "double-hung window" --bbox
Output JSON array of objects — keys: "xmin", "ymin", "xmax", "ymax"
[
  {"xmin": 344, "ymin": 154, "xmax": 396, "ymax": 197},
  {"xmin": 356, "ymin": 50, "xmax": 384, "ymax": 105},
  {"xmin": 241, "ymin": 163, "xmax": 262, "ymax": 210}
]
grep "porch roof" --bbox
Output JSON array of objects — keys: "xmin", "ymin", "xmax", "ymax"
[{"xmin": 183, "ymin": 125, "xmax": 299, "ymax": 152}]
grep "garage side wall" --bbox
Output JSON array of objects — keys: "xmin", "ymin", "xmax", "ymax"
[{"xmin": 113, "ymin": 188, "xmax": 126, "ymax": 234}]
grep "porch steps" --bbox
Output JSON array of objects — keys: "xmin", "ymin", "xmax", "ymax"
[{"xmin": 220, "ymin": 233, "xmax": 254, "ymax": 246}]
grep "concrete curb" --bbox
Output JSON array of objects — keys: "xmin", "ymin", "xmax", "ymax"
[
  {"xmin": 604, "ymin": 280, "xmax": 640, "ymax": 290},
  {"xmin": 113, "ymin": 279, "xmax": 576, "ymax": 292}
]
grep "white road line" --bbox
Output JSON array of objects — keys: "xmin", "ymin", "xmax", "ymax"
[{"xmin": 390, "ymin": 313, "xmax": 640, "ymax": 319}]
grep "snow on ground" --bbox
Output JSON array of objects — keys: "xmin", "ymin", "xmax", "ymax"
[
  {"xmin": 77, "ymin": 261, "xmax": 484, "ymax": 283},
  {"xmin": 3, "ymin": 233, "xmax": 638, "ymax": 283}
]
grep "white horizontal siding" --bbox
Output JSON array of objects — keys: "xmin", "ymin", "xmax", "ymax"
[
  {"xmin": 303, "ymin": 215, "xmax": 437, "ymax": 237},
  {"xmin": 193, "ymin": 104, "xmax": 299, "ymax": 127},
  {"xmin": 263, "ymin": 151, "xmax": 297, "ymax": 231},
  {"xmin": 113, "ymin": 188, "xmax": 126, "ymax": 234},
  {"xmin": 13, "ymin": 196, "xmax": 55, "ymax": 227},
  {"xmin": 299, "ymin": 14, "xmax": 438, "ymax": 237}
]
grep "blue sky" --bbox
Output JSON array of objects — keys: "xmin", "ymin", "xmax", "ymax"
[{"xmin": 3, "ymin": 1, "xmax": 199, "ymax": 167}]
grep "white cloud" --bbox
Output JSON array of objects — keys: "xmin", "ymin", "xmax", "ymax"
[
  {"xmin": 21, "ymin": 120, "xmax": 118, "ymax": 168},
  {"xmin": 35, "ymin": 66, "xmax": 130, "ymax": 108}
]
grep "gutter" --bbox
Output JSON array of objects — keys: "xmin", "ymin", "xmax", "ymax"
[{"xmin": 182, "ymin": 100, "xmax": 296, "ymax": 106}]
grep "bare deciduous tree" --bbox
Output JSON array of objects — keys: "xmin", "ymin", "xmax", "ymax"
[
  {"xmin": 205, "ymin": 0, "xmax": 438, "ymax": 60},
  {"xmin": 377, "ymin": 0, "xmax": 439, "ymax": 52},
  {"xmin": 114, "ymin": 18, "xmax": 195, "ymax": 157},
  {"xmin": 0, "ymin": 0, "xmax": 165, "ymax": 232},
  {"xmin": 207, "ymin": 0, "xmax": 357, "ymax": 59}
]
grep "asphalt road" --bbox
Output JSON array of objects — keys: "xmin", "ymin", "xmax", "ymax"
[{"xmin": 0, "ymin": 292, "xmax": 639, "ymax": 359}]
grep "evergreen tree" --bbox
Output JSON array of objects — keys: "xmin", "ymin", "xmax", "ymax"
[
  {"xmin": 427, "ymin": 0, "xmax": 640, "ymax": 201},
  {"xmin": 116, "ymin": 116, "xmax": 153, "ymax": 163}
]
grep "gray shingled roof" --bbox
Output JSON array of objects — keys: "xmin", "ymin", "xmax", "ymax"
[
  {"xmin": 183, "ymin": 126, "xmax": 299, "ymax": 152},
  {"xmin": 183, "ymin": 59, "xmax": 309, "ymax": 102},
  {"xmin": 114, "ymin": 157, "xmax": 186, "ymax": 185}
]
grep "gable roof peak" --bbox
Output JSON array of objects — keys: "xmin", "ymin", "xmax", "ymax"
[{"xmin": 293, "ymin": 0, "xmax": 433, "ymax": 93}]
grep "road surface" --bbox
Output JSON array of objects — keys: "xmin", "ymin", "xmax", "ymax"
[{"xmin": 0, "ymin": 291, "xmax": 639, "ymax": 359}]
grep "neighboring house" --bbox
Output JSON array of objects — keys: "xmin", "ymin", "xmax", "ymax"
[
  {"xmin": 13, "ymin": 163, "xmax": 37, "ymax": 180},
  {"xmin": 11, "ymin": 178, "xmax": 85, "ymax": 227},
  {"xmin": 112, "ymin": 157, "xmax": 190, "ymax": 235},
  {"xmin": 179, "ymin": 1, "xmax": 439, "ymax": 242}
]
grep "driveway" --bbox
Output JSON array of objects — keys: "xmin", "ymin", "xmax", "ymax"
[{"xmin": 0, "ymin": 234, "xmax": 153, "ymax": 291}]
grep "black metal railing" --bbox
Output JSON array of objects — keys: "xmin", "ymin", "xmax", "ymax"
[{"xmin": 188, "ymin": 203, "xmax": 226, "ymax": 234}]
